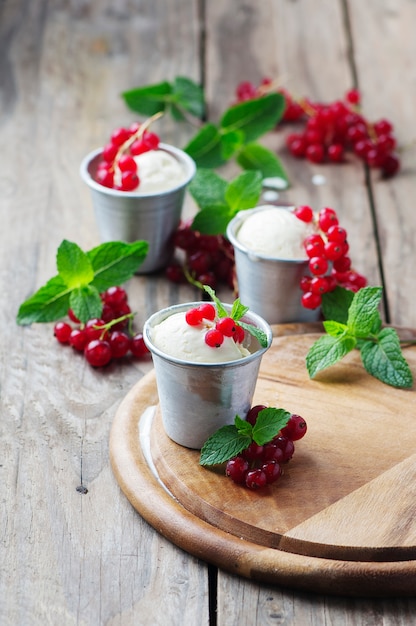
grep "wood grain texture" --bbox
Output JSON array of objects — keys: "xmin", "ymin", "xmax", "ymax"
[
  {"xmin": 109, "ymin": 328, "xmax": 416, "ymax": 595},
  {"xmin": 2, "ymin": 0, "xmax": 416, "ymax": 623}
]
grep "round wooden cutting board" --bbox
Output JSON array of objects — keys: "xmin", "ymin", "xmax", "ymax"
[{"xmin": 109, "ymin": 323, "xmax": 416, "ymax": 597}]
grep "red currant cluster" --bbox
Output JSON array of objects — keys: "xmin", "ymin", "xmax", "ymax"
[
  {"xmin": 185, "ymin": 303, "xmax": 245, "ymax": 348},
  {"xmin": 94, "ymin": 122, "xmax": 160, "ymax": 191},
  {"xmin": 294, "ymin": 205, "xmax": 367, "ymax": 310},
  {"xmin": 234, "ymin": 80, "xmax": 400, "ymax": 178},
  {"xmin": 53, "ymin": 286, "xmax": 149, "ymax": 367},
  {"xmin": 285, "ymin": 89, "xmax": 400, "ymax": 177},
  {"xmin": 225, "ymin": 406, "xmax": 307, "ymax": 490},
  {"xmin": 165, "ymin": 223, "xmax": 235, "ymax": 291}
]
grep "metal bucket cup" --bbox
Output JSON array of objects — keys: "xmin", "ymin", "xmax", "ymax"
[
  {"xmin": 143, "ymin": 302, "xmax": 273, "ymax": 449},
  {"xmin": 227, "ymin": 208, "xmax": 320, "ymax": 325},
  {"xmin": 80, "ymin": 144, "xmax": 196, "ymax": 274}
]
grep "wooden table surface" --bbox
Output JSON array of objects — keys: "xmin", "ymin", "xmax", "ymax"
[{"xmin": 2, "ymin": 1, "xmax": 416, "ymax": 624}]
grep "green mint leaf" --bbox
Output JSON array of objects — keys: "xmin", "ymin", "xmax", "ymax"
[
  {"xmin": 323, "ymin": 319, "xmax": 348, "ymax": 337},
  {"xmin": 57, "ymin": 240, "xmax": 94, "ymax": 289},
  {"xmin": 235, "ymin": 414, "xmax": 253, "ymax": 437},
  {"xmin": 252, "ymin": 408, "xmax": 291, "ymax": 446},
  {"xmin": 88, "ymin": 241, "xmax": 148, "ymax": 292},
  {"xmin": 306, "ymin": 333, "xmax": 357, "ymax": 379},
  {"xmin": 230, "ymin": 298, "xmax": 249, "ymax": 321},
  {"xmin": 191, "ymin": 205, "xmax": 233, "ymax": 236},
  {"xmin": 199, "ymin": 425, "xmax": 251, "ymax": 466},
  {"xmin": 172, "ymin": 76, "xmax": 205, "ymax": 119},
  {"xmin": 188, "ymin": 169, "xmax": 227, "ymax": 210},
  {"xmin": 225, "ymin": 170, "xmax": 263, "ymax": 212},
  {"xmin": 203, "ymin": 285, "xmax": 228, "ymax": 317},
  {"xmin": 122, "ymin": 81, "xmax": 172, "ymax": 116},
  {"xmin": 237, "ymin": 142, "xmax": 289, "ymax": 181},
  {"xmin": 220, "ymin": 130, "xmax": 244, "ymax": 160},
  {"xmin": 16, "ymin": 275, "xmax": 71, "ymax": 325},
  {"xmin": 184, "ymin": 123, "xmax": 225, "ymax": 168},
  {"xmin": 220, "ymin": 93, "xmax": 285, "ymax": 144},
  {"xmin": 321, "ymin": 286, "xmax": 354, "ymax": 323},
  {"xmin": 69, "ymin": 285, "xmax": 102, "ymax": 324},
  {"xmin": 360, "ymin": 327, "xmax": 413, "ymax": 388},
  {"xmin": 347, "ymin": 286, "xmax": 383, "ymax": 336},
  {"xmin": 238, "ymin": 321, "xmax": 268, "ymax": 348}
]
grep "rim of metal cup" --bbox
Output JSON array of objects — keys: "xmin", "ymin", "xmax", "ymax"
[
  {"xmin": 226, "ymin": 206, "xmax": 309, "ymax": 265},
  {"xmin": 79, "ymin": 143, "xmax": 196, "ymax": 198},
  {"xmin": 143, "ymin": 301, "xmax": 273, "ymax": 368}
]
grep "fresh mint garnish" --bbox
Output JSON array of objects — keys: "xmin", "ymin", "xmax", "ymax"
[
  {"xmin": 307, "ymin": 286, "xmax": 413, "ymax": 389},
  {"xmin": 202, "ymin": 285, "xmax": 269, "ymax": 349},
  {"xmin": 200, "ymin": 408, "xmax": 290, "ymax": 466},
  {"xmin": 17, "ymin": 239, "xmax": 148, "ymax": 325},
  {"xmin": 189, "ymin": 169, "xmax": 263, "ymax": 236}
]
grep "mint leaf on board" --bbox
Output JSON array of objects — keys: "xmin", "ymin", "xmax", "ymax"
[
  {"xmin": 224, "ymin": 170, "xmax": 263, "ymax": 212},
  {"xmin": 306, "ymin": 332, "xmax": 357, "ymax": 379},
  {"xmin": 88, "ymin": 241, "xmax": 149, "ymax": 292},
  {"xmin": 360, "ymin": 327, "xmax": 413, "ymax": 388},
  {"xmin": 188, "ymin": 169, "xmax": 228, "ymax": 210},
  {"xmin": 199, "ymin": 424, "xmax": 251, "ymax": 466},
  {"xmin": 69, "ymin": 285, "xmax": 103, "ymax": 323},
  {"xmin": 184, "ymin": 123, "xmax": 225, "ymax": 168},
  {"xmin": 347, "ymin": 286, "xmax": 383, "ymax": 336},
  {"xmin": 237, "ymin": 142, "xmax": 289, "ymax": 181},
  {"xmin": 122, "ymin": 81, "xmax": 172, "ymax": 117},
  {"xmin": 234, "ymin": 414, "xmax": 253, "ymax": 438},
  {"xmin": 252, "ymin": 408, "xmax": 290, "ymax": 446},
  {"xmin": 57, "ymin": 240, "xmax": 94, "ymax": 289},
  {"xmin": 321, "ymin": 286, "xmax": 354, "ymax": 324},
  {"xmin": 203, "ymin": 285, "xmax": 228, "ymax": 317},
  {"xmin": 191, "ymin": 205, "xmax": 234, "ymax": 236},
  {"xmin": 220, "ymin": 130, "xmax": 244, "ymax": 160},
  {"xmin": 323, "ymin": 319, "xmax": 348, "ymax": 337},
  {"xmin": 16, "ymin": 275, "xmax": 71, "ymax": 325},
  {"xmin": 220, "ymin": 93, "xmax": 285, "ymax": 144}
]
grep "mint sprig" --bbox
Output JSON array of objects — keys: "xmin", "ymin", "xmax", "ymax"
[
  {"xmin": 122, "ymin": 77, "xmax": 288, "ymax": 182},
  {"xmin": 202, "ymin": 285, "xmax": 268, "ymax": 348},
  {"xmin": 200, "ymin": 408, "xmax": 290, "ymax": 466},
  {"xmin": 307, "ymin": 286, "xmax": 413, "ymax": 389},
  {"xmin": 17, "ymin": 239, "xmax": 148, "ymax": 325}
]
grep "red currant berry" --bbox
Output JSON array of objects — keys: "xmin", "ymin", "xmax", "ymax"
[
  {"xmin": 374, "ymin": 119, "xmax": 393, "ymax": 136},
  {"xmin": 274, "ymin": 436, "xmax": 295, "ymax": 462},
  {"xmin": 68, "ymin": 308, "xmax": 80, "ymax": 324},
  {"xmin": 69, "ymin": 328, "xmax": 88, "ymax": 351},
  {"xmin": 310, "ymin": 276, "xmax": 329, "ymax": 295},
  {"xmin": 289, "ymin": 137, "xmax": 307, "ymax": 158},
  {"xmin": 300, "ymin": 275, "xmax": 312, "ymax": 292},
  {"xmin": 85, "ymin": 318, "xmax": 108, "ymax": 341},
  {"xmin": 111, "ymin": 127, "xmax": 130, "ymax": 147},
  {"xmin": 245, "ymin": 468, "xmax": 267, "ymax": 490},
  {"xmin": 306, "ymin": 143, "xmax": 325, "ymax": 163},
  {"xmin": 294, "ymin": 205, "xmax": 314, "ymax": 223},
  {"xmin": 301, "ymin": 291, "xmax": 322, "ymax": 310},
  {"xmin": 233, "ymin": 325, "xmax": 245, "ymax": 344},
  {"xmin": 119, "ymin": 171, "xmax": 139, "ymax": 191},
  {"xmin": 327, "ymin": 225, "xmax": 347, "ymax": 243},
  {"xmin": 130, "ymin": 333, "xmax": 150, "ymax": 358},
  {"xmin": 54, "ymin": 321, "xmax": 72, "ymax": 344},
  {"xmin": 381, "ymin": 153, "xmax": 400, "ymax": 178},
  {"xmin": 204, "ymin": 328, "xmax": 224, "ymax": 348},
  {"xmin": 327, "ymin": 143, "xmax": 344, "ymax": 163},
  {"xmin": 196, "ymin": 272, "xmax": 217, "ymax": 289},
  {"xmin": 185, "ymin": 308, "xmax": 203, "ymax": 326},
  {"xmin": 216, "ymin": 317, "xmax": 236, "ymax": 337},
  {"xmin": 225, "ymin": 456, "xmax": 249, "ymax": 484},
  {"xmin": 281, "ymin": 414, "xmax": 308, "ymax": 441},
  {"xmin": 262, "ymin": 461, "xmax": 282, "ymax": 484},
  {"xmin": 109, "ymin": 331, "xmax": 131, "ymax": 358},
  {"xmin": 324, "ymin": 241, "xmax": 345, "ymax": 261},
  {"xmin": 102, "ymin": 143, "xmax": 118, "ymax": 163},
  {"xmin": 84, "ymin": 339, "xmax": 112, "ymax": 367},
  {"xmin": 333, "ymin": 255, "xmax": 351, "ymax": 272},
  {"xmin": 345, "ymin": 88, "xmax": 361, "ymax": 105},
  {"xmin": 165, "ymin": 263, "xmax": 185, "ymax": 283},
  {"xmin": 118, "ymin": 155, "xmax": 137, "ymax": 173},
  {"xmin": 197, "ymin": 303, "xmax": 216, "ymax": 321},
  {"xmin": 130, "ymin": 139, "xmax": 149, "ymax": 156},
  {"xmin": 304, "ymin": 234, "xmax": 325, "ymax": 258},
  {"xmin": 242, "ymin": 442, "xmax": 264, "ymax": 461},
  {"xmin": 246, "ymin": 404, "xmax": 267, "ymax": 426},
  {"xmin": 309, "ymin": 256, "xmax": 328, "ymax": 276},
  {"xmin": 103, "ymin": 286, "xmax": 128, "ymax": 307},
  {"xmin": 96, "ymin": 167, "xmax": 114, "ymax": 188},
  {"xmin": 318, "ymin": 207, "xmax": 339, "ymax": 232},
  {"xmin": 262, "ymin": 443, "xmax": 284, "ymax": 463}
]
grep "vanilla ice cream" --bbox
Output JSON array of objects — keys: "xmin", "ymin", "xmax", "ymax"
[
  {"xmin": 150, "ymin": 310, "xmax": 250, "ymax": 363},
  {"xmin": 132, "ymin": 149, "xmax": 186, "ymax": 193},
  {"xmin": 236, "ymin": 205, "xmax": 313, "ymax": 259}
]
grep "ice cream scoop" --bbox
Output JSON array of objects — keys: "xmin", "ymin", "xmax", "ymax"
[{"xmin": 150, "ymin": 310, "xmax": 250, "ymax": 363}]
